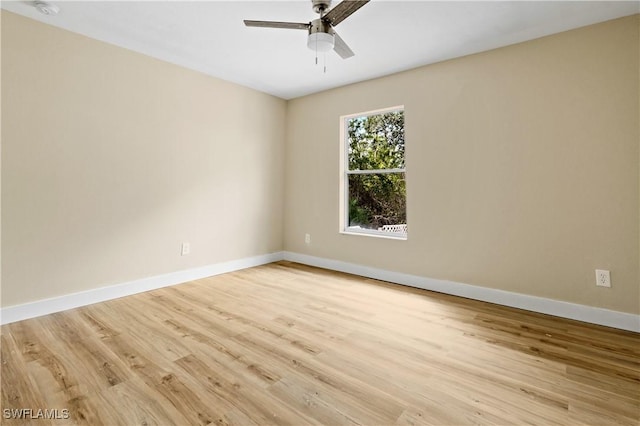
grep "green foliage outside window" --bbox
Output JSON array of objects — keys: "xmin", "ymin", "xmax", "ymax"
[{"xmin": 347, "ymin": 110, "xmax": 406, "ymax": 230}]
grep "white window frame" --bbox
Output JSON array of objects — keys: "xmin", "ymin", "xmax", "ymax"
[{"xmin": 339, "ymin": 105, "xmax": 407, "ymax": 240}]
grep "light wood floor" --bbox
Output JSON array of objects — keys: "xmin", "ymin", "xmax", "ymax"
[{"xmin": 1, "ymin": 261, "xmax": 639, "ymax": 425}]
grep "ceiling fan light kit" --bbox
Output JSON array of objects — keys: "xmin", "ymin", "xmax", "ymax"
[
  {"xmin": 308, "ymin": 32, "xmax": 335, "ymax": 52},
  {"xmin": 308, "ymin": 20, "xmax": 335, "ymax": 52},
  {"xmin": 244, "ymin": 0, "xmax": 369, "ymax": 60}
]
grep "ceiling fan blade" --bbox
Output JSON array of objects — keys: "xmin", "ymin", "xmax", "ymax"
[
  {"xmin": 244, "ymin": 20, "xmax": 310, "ymax": 30},
  {"xmin": 333, "ymin": 31, "xmax": 355, "ymax": 59},
  {"xmin": 322, "ymin": 0, "xmax": 370, "ymax": 27}
]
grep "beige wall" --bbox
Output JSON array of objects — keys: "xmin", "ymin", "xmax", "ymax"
[
  {"xmin": 2, "ymin": 12, "xmax": 638, "ymax": 315},
  {"xmin": 0, "ymin": 9, "xmax": 3, "ymax": 301},
  {"xmin": 285, "ymin": 15, "xmax": 640, "ymax": 314},
  {"xmin": 1, "ymin": 12, "xmax": 286, "ymax": 307}
]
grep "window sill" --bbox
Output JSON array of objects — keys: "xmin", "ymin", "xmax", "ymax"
[{"xmin": 340, "ymin": 229, "xmax": 407, "ymax": 241}]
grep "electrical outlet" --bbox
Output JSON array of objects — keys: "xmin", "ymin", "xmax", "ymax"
[
  {"xmin": 305, "ymin": 233, "xmax": 311, "ymax": 244},
  {"xmin": 181, "ymin": 242, "xmax": 190, "ymax": 256},
  {"xmin": 595, "ymin": 269, "xmax": 611, "ymax": 287}
]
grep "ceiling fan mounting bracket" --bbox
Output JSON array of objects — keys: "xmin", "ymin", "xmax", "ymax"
[{"xmin": 312, "ymin": 0, "xmax": 332, "ymax": 15}]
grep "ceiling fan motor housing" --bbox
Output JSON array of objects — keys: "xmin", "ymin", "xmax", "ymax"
[{"xmin": 309, "ymin": 19, "xmax": 333, "ymax": 35}]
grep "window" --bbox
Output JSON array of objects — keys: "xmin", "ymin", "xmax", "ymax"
[{"xmin": 340, "ymin": 106, "xmax": 406, "ymax": 238}]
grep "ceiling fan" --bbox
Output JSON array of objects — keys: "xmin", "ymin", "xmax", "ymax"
[{"xmin": 244, "ymin": 0, "xmax": 370, "ymax": 59}]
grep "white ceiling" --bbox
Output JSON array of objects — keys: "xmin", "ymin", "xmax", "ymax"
[{"xmin": 3, "ymin": 1, "xmax": 638, "ymax": 99}]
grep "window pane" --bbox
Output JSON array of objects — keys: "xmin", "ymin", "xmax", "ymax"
[
  {"xmin": 348, "ymin": 110, "xmax": 405, "ymax": 171},
  {"xmin": 348, "ymin": 173, "xmax": 406, "ymax": 233}
]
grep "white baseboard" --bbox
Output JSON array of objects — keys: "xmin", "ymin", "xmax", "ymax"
[
  {"xmin": 4, "ymin": 250, "xmax": 638, "ymax": 333},
  {"xmin": 0, "ymin": 252, "xmax": 285, "ymax": 325},
  {"xmin": 283, "ymin": 252, "xmax": 640, "ymax": 333}
]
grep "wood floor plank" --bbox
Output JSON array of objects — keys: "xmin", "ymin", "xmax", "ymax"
[
  {"xmin": 99, "ymin": 333, "xmax": 219, "ymax": 425},
  {"xmin": 1, "ymin": 261, "xmax": 638, "ymax": 425},
  {"xmin": 1, "ymin": 334, "xmax": 51, "ymax": 426},
  {"xmin": 174, "ymin": 353, "xmax": 311, "ymax": 425},
  {"xmin": 92, "ymin": 377, "xmax": 192, "ymax": 426},
  {"xmin": 42, "ymin": 312, "xmax": 130, "ymax": 390}
]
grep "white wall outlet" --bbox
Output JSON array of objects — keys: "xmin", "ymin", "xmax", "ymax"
[
  {"xmin": 181, "ymin": 242, "xmax": 190, "ymax": 256},
  {"xmin": 595, "ymin": 269, "xmax": 611, "ymax": 287},
  {"xmin": 305, "ymin": 233, "xmax": 311, "ymax": 244}
]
